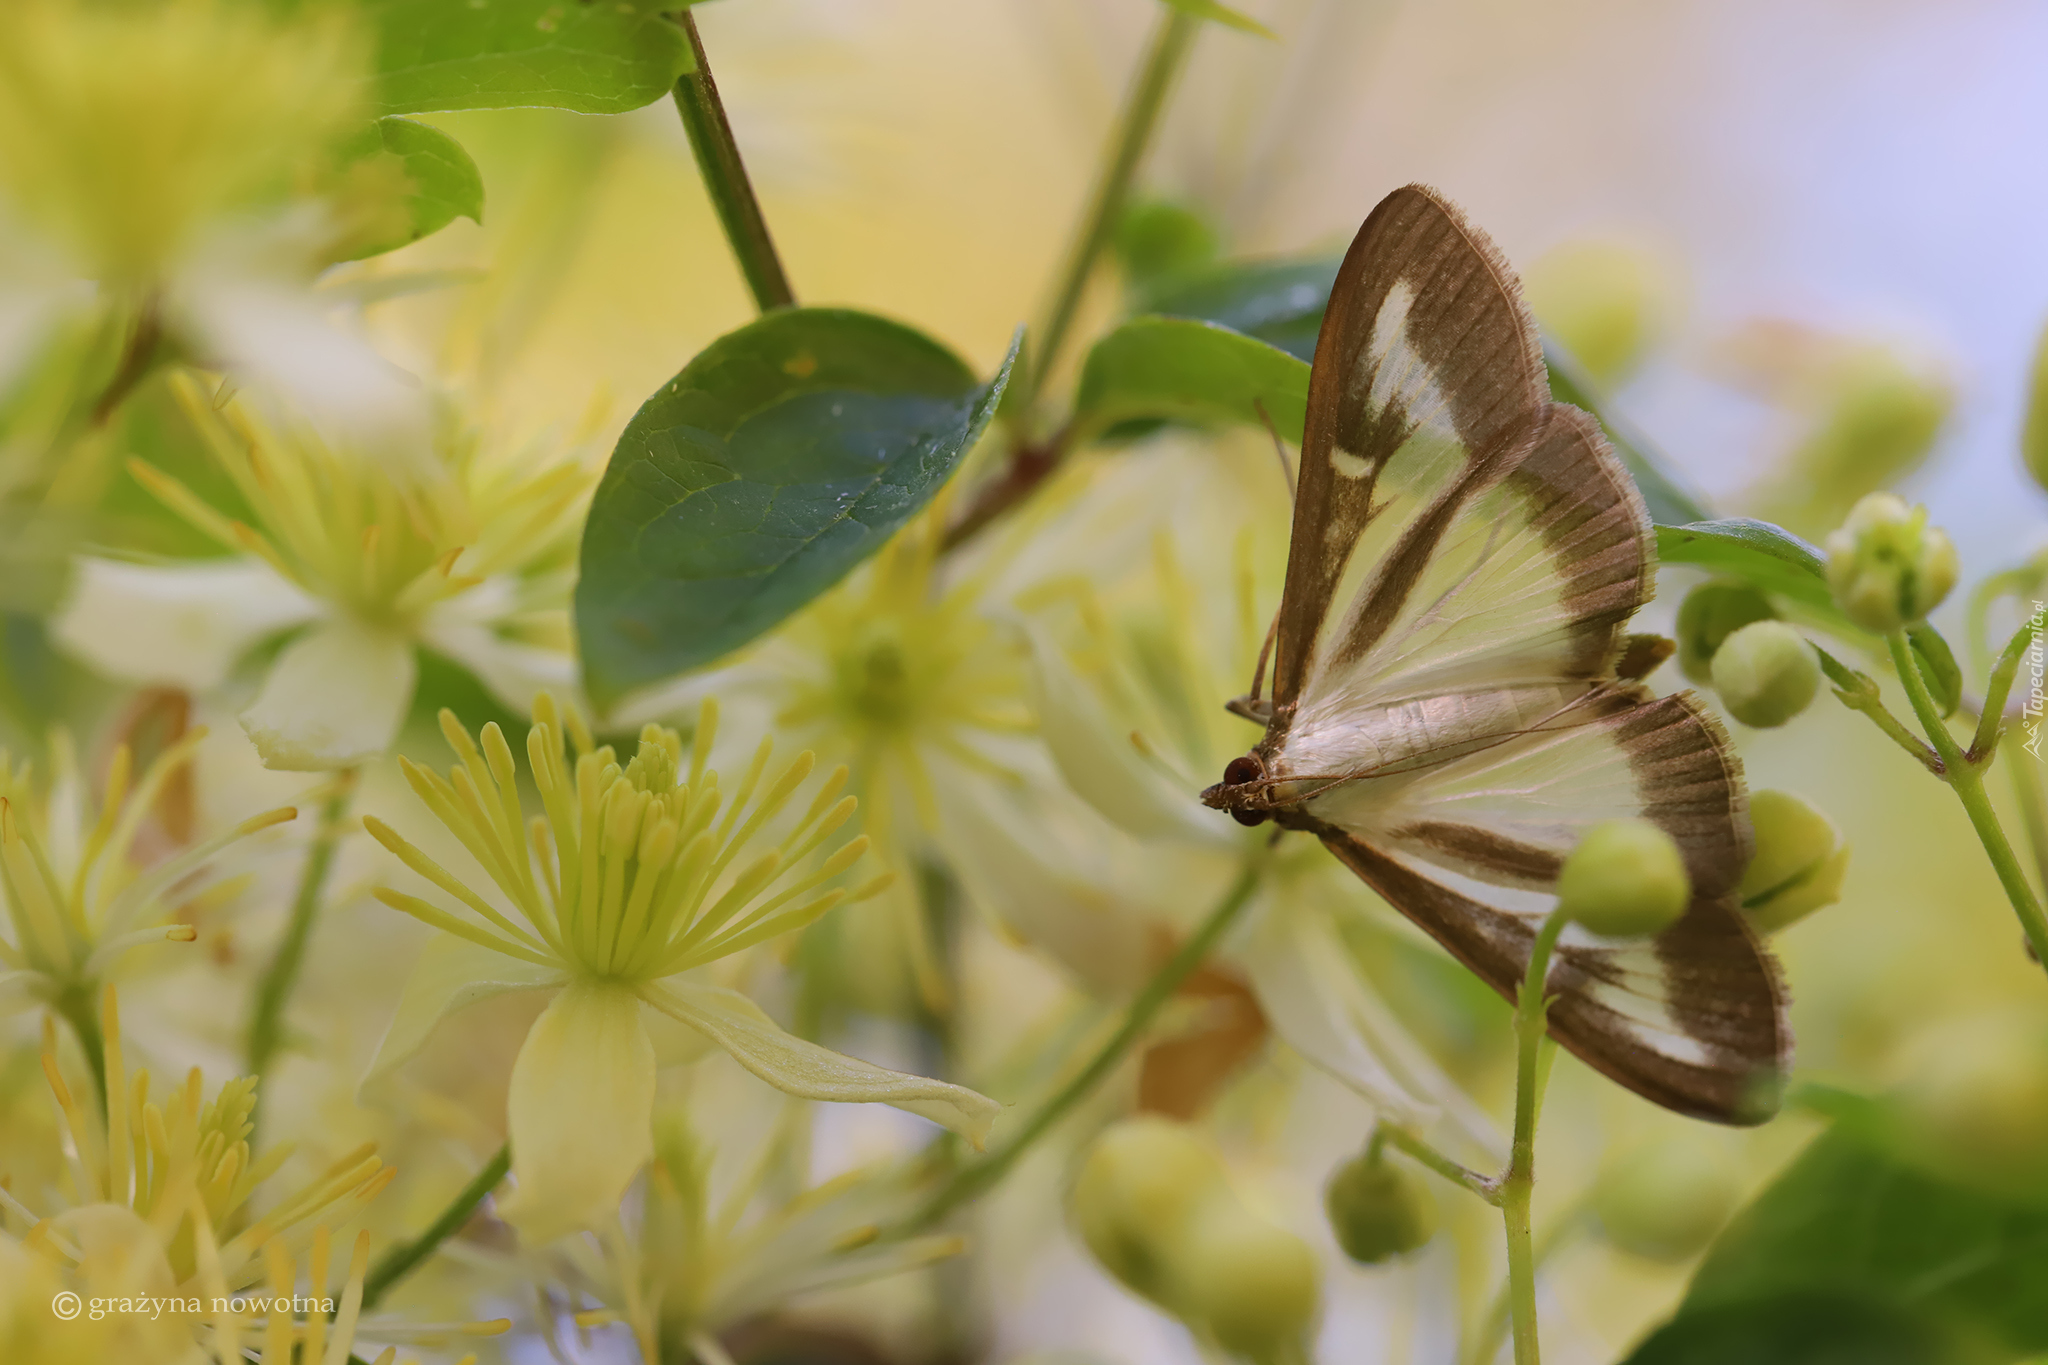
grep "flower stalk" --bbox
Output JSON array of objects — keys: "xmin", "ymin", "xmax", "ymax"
[
  {"xmin": 246, "ymin": 767, "xmax": 357, "ymax": 1104},
  {"xmin": 360, "ymin": 1141, "xmax": 511, "ymax": 1311},
  {"xmin": 1502, "ymin": 907, "xmax": 1569, "ymax": 1365},
  {"xmin": 897, "ymin": 845, "xmax": 1266, "ymax": 1235},
  {"xmin": 670, "ymin": 9, "xmax": 794, "ymax": 313}
]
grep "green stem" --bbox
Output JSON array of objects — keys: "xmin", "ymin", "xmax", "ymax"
[
  {"xmin": 1814, "ymin": 644, "xmax": 1941, "ymax": 773},
  {"xmin": 245, "ymin": 770, "xmax": 357, "ymax": 1097},
  {"xmin": 1014, "ymin": 5, "xmax": 1199, "ymax": 418},
  {"xmin": 360, "ymin": 1142, "xmax": 511, "ymax": 1311},
  {"xmin": 1377, "ymin": 1124, "xmax": 1499, "ymax": 1206},
  {"xmin": 1889, "ymin": 631, "xmax": 2048, "ymax": 973},
  {"xmin": 1467, "ymin": 1196, "xmax": 1589, "ymax": 1365},
  {"xmin": 1973, "ymin": 616, "xmax": 2043, "ymax": 759},
  {"xmin": 1968, "ymin": 581, "xmax": 2048, "ymax": 931},
  {"xmin": 896, "ymin": 849, "xmax": 1266, "ymax": 1233},
  {"xmin": 53, "ymin": 982, "xmax": 108, "ymax": 1113},
  {"xmin": 1503, "ymin": 908, "xmax": 1568, "ymax": 1365},
  {"xmin": 671, "ymin": 10, "xmax": 795, "ymax": 313}
]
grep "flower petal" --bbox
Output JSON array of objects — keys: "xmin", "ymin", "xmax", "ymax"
[
  {"xmin": 647, "ymin": 980, "xmax": 1002, "ymax": 1149},
  {"xmin": 418, "ymin": 579, "xmax": 577, "ymax": 714},
  {"xmin": 497, "ymin": 982, "xmax": 656, "ymax": 1243},
  {"xmin": 1024, "ymin": 619, "xmax": 1213, "ymax": 843},
  {"xmin": 51, "ymin": 556, "xmax": 318, "ymax": 690},
  {"xmin": 359, "ymin": 934, "xmax": 565, "ymax": 1102},
  {"xmin": 176, "ymin": 242, "xmax": 432, "ymax": 460},
  {"xmin": 239, "ymin": 616, "xmax": 416, "ymax": 770},
  {"xmin": 935, "ymin": 770, "xmax": 1155, "ymax": 995},
  {"xmin": 1240, "ymin": 897, "xmax": 1504, "ymax": 1158}
]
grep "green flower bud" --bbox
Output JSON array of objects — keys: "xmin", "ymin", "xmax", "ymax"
[
  {"xmin": 1739, "ymin": 790, "xmax": 1849, "ymax": 934},
  {"xmin": 1324, "ymin": 1153, "xmax": 1436, "ymax": 1263},
  {"xmin": 1525, "ymin": 240, "xmax": 1673, "ymax": 387},
  {"xmin": 1897, "ymin": 1012, "xmax": 2048, "ymax": 1200},
  {"xmin": 1710, "ymin": 621, "xmax": 1820, "ymax": 728},
  {"xmin": 2018, "ymin": 317, "xmax": 2048, "ymax": 495},
  {"xmin": 1675, "ymin": 581, "xmax": 1777, "ymax": 684},
  {"xmin": 1823, "ymin": 493, "xmax": 1959, "ymax": 633},
  {"xmin": 1169, "ymin": 1197, "xmax": 1320, "ymax": 1357},
  {"xmin": 1069, "ymin": 1117, "xmax": 1230, "ymax": 1305},
  {"xmin": 1557, "ymin": 818, "xmax": 1691, "ymax": 939},
  {"xmin": 1592, "ymin": 1138, "xmax": 1740, "ymax": 1262},
  {"xmin": 1116, "ymin": 199, "xmax": 1219, "ymax": 293}
]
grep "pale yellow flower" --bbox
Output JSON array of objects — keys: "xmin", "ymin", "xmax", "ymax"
[{"xmin": 360, "ymin": 697, "xmax": 1001, "ymax": 1244}]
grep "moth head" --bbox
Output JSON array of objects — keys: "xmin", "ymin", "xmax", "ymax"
[{"xmin": 1200, "ymin": 754, "xmax": 1271, "ymax": 827}]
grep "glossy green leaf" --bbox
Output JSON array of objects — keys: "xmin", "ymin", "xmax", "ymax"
[
  {"xmin": 1072, "ymin": 317, "xmax": 1309, "ymax": 447},
  {"xmin": 1137, "ymin": 257, "xmax": 1338, "ymax": 363},
  {"xmin": 575, "ymin": 310, "xmax": 1018, "ymax": 711},
  {"xmin": 1158, "ymin": 0, "xmax": 1277, "ymax": 38},
  {"xmin": 1909, "ymin": 622, "xmax": 1963, "ymax": 718},
  {"xmin": 1543, "ymin": 337, "xmax": 1712, "ymax": 527},
  {"xmin": 335, "ymin": 117, "xmax": 483, "ymax": 261},
  {"xmin": 1624, "ymin": 1124, "xmax": 2048, "ymax": 1364},
  {"xmin": 366, "ymin": 0, "xmax": 693, "ymax": 116}
]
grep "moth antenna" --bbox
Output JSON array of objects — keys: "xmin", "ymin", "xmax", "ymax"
[
  {"xmin": 1253, "ymin": 398, "xmax": 1297, "ymax": 500},
  {"xmin": 1249, "ymin": 608, "xmax": 1279, "ymax": 705}
]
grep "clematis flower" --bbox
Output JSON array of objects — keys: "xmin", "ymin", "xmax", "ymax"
[
  {"xmin": 981, "ymin": 446, "xmax": 1504, "ymax": 1154},
  {"xmin": 0, "ymin": 727, "xmax": 294, "ymax": 1062},
  {"xmin": 620, "ymin": 505, "xmax": 1046, "ymax": 1015},
  {"xmin": 0, "ymin": 0, "xmax": 425, "ymax": 438},
  {"xmin": 54, "ymin": 375, "xmax": 588, "ymax": 770},
  {"xmin": 505, "ymin": 1110, "xmax": 964, "ymax": 1363},
  {"xmin": 14, "ymin": 987, "xmax": 507, "ymax": 1364},
  {"xmin": 359, "ymin": 697, "xmax": 1001, "ymax": 1244}
]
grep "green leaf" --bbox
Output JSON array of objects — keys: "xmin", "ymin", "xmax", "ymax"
[
  {"xmin": 1624, "ymin": 1124, "xmax": 2048, "ymax": 1364},
  {"xmin": 575, "ymin": 310, "xmax": 1018, "ymax": 712},
  {"xmin": 1158, "ymin": 0, "xmax": 1278, "ymax": 38},
  {"xmin": 1656, "ymin": 519, "xmax": 1841, "ymax": 620},
  {"xmin": 1072, "ymin": 317, "xmax": 1309, "ymax": 447},
  {"xmin": 1543, "ymin": 337, "xmax": 1712, "ymax": 527},
  {"xmin": 1909, "ymin": 623, "xmax": 1963, "ymax": 718},
  {"xmin": 1137, "ymin": 257, "xmax": 1339, "ymax": 363},
  {"xmin": 366, "ymin": 0, "xmax": 693, "ymax": 116},
  {"xmin": 335, "ymin": 117, "xmax": 484, "ymax": 261}
]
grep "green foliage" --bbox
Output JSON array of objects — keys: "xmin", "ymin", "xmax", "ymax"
[
  {"xmin": 1114, "ymin": 200, "xmax": 1221, "ymax": 294},
  {"xmin": 334, "ymin": 117, "xmax": 484, "ymax": 260},
  {"xmin": 1657, "ymin": 518, "xmax": 1852, "ymax": 629},
  {"xmin": 1136, "ymin": 257, "xmax": 1340, "ymax": 363},
  {"xmin": 575, "ymin": 311, "xmax": 1018, "ymax": 711},
  {"xmin": 365, "ymin": 0, "xmax": 694, "ymax": 116},
  {"xmin": 1626, "ymin": 1121, "xmax": 2048, "ymax": 1365},
  {"xmin": 1073, "ymin": 317, "xmax": 1309, "ymax": 446},
  {"xmin": 1908, "ymin": 622, "xmax": 1963, "ymax": 717}
]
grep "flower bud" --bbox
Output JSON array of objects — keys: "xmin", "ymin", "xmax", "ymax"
[
  {"xmin": 2019, "ymin": 317, "xmax": 2048, "ymax": 496},
  {"xmin": 1525, "ymin": 240, "xmax": 1674, "ymax": 387},
  {"xmin": 1324, "ymin": 1153, "xmax": 1436, "ymax": 1263},
  {"xmin": 1592, "ymin": 1138, "xmax": 1740, "ymax": 1262},
  {"xmin": 1169, "ymin": 1197, "xmax": 1320, "ymax": 1357},
  {"xmin": 1824, "ymin": 493, "xmax": 1959, "ymax": 633},
  {"xmin": 1675, "ymin": 581, "xmax": 1777, "ymax": 684},
  {"xmin": 1557, "ymin": 818, "xmax": 1691, "ymax": 939},
  {"xmin": 1896, "ymin": 1011, "xmax": 2048, "ymax": 1200},
  {"xmin": 1710, "ymin": 621, "xmax": 1820, "ymax": 728},
  {"xmin": 1739, "ymin": 790, "xmax": 1849, "ymax": 934},
  {"xmin": 1069, "ymin": 1118, "xmax": 1230, "ymax": 1305}
]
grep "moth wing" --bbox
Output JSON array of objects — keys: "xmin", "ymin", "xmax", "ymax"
[
  {"xmin": 1302, "ymin": 689, "xmax": 1788, "ymax": 1123},
  {"xmin": 1273, "ymin": 184, "xmax": 1550, "ymax": 709}
]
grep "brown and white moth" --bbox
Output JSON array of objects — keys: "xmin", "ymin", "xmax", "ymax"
[{"xmin": 1200, "ymin": 185, "xmax": 1789, "ymax": 1124}]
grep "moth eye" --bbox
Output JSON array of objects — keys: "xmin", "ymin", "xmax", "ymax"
[{"xmin": 1223, "ymin": 756, "xmax": 1264, "ymax": 787}]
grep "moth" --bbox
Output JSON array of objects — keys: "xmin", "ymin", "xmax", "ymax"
[{"xmin": 1200, "ymin": 185, "xmax": 1788, "ymax": 1124}]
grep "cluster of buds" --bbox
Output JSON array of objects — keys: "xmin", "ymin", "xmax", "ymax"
[
  {"xmin": 1677, "ymin": 583, "xmax": 1821, "ymax": 729},
  {"xmin": 1070, "ymin": 1118, "xmax": 1318, "ymax": 1361}
]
